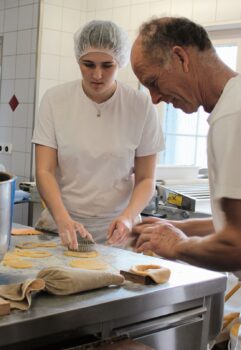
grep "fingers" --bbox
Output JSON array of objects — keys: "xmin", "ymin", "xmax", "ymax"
[
  {"xmin": 135, "ymin": 232, "xmax": 151, "ymax": 249},
  {"xmin": 136, "ymin": 241, "xmax": 152, "ymax": 253},
  {"xmin": 58, "ymin": 222, "xmax": 94, "ymax": 251},
  {"xmin": 107, "ymin": 223, "xmax": 128, "ymax": 245},
  {"xmin": 107, "ymin": 221, "xmax": 117, "ymax": 240}
]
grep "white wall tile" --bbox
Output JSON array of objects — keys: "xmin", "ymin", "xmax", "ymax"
[
  {"xmin": 0, "ymin": 1, "xmax": 4, "ymax": 10},
  {"xmin": 0, "ymin": 126, "xmax": 12, "ymax": 142},
  {"xmin": 0, "ymin": 154, "xmax": 12, "ymax": 173},
  {"xmin": 2, "ymin": 55, "xmax": 16, "ymax": 79},
  {"xmin": 193, "ymin": 0, "xmax": 217, "ymax": 23},
  {"xmin": 32, "ymin": 2, "xmax": 39, "ymax": 28},
  {"xmin": 20, "ymin": 0, "xmax": 37, "ymax": 5},
  {"xmin": 13, "ymin": 103, "xmax": 28, "ymax": 127},
  {"xmin": 60, "ymin": 32, "xmax": 75, "ymax": 57},
  {"xmin": 113, "ymin": 6, "xmax": 130, "ymax": 29},
  {"xmin": 130, "ymin": 3, "xmax": 150, "ymax": 31},
  {"xmin": 150, "ymin": 0, "xmax": 172, "ymax": 17},
  {"xmin": 63, "ymin": 0, "xmax": 81, "ymax": 10},
  {"xmin": 4, "ymin": 7, "xmax": 18, "ymax": 32},
  {"xmin": 216, "ymin": 0, "xmax": 241, "ymax": 22},
  {"xmin": 39, "ymin": 54, "xmax": 60, "ymax": 79},
  {"xmin": 0, "ymin": 10, "xmax": 4, "ymax": 33},
  {"xmin": 62, "ymin": 8, "xmax": 81, "ymax": 33},
  {"xmin": 28, "ymin": 78, "xmax": 35, "ymax": 103},
  {"xmin": 25, "ymin": 128, "xmax": 33, "ymax": 152},
  {"xmin": 0, "ymin": 79, "xmax": 15, "ymax": 103},
  {"xmin": 18, "ymin": 5, "xmax": 34, "ymax": 30},
  {"xmin": 86, "ymin": 11, "xmax": 96, "ymax": 22},
  {"xmin": 171, "ymin": 0, "xmax": 193, "ymax": 17},
  {"xmin": 79, "ymin": 0, "xmax": 87, "ymax": 11},
  {"xmin": 38, "ymin": 79, "xmax": 60, "ymax": 103},
  {"xmin": 87, "ymin": 0, "xmax": 96, "ymax": 11},
  {"xmin": 42, "ymin": 4, "xmax": 62, "ymax": 31},
  {"xmin": 41, "ymin": 29, "xmax": 61, "ymax": 55},
  {"xmin": 113, "ymin": 0, "xmax": 130, "ymax": 7},
  {"xmin": 17, "ymin": 29, "xmax": 32, "ymax": 54},
  {"xmin": 27, "ymin": 103, "xmax": 34, "ymax": 128},
  {"xmin": 96, "ymin": 0, "xmax": 112, "ymax": 10},
  {"xmin": 11, "ymin": 151, "xmax": 26, "ymax": 176},
  {"xmin": 30, "ymin": 53, "xmax": 37, "ymax": 78},
  {"xmin": 96, "ymin": 9, "xmax": 113, "ymax": 20},
  {"xmin": 16, "ymin": 54, "xmax": 31, "ymax": 78},
  {"xmin": 3, "ymin": 31, "xmax": 17, "ymax": 55},
  {"xmin": 12, "ymin": 127, "xmax": 27, "ymax": 152},
  {"xmin": 31, "ymin": 28, "xmax": 38, "ymax": 52},
  {"xmin": 0, "ymin": 104, "xmax": 13, "ymax": 127},
  {"xmin": 44, "ymin": 0, "xmax": 63, "ymax": 6},
  {"xmin": 59, "ymin": 56, "xmax": 80, "ymax": 81},
  {"xmin": 24, "ymin": 152, "xmax": 31, "ymax": 178},
  {"xmin": 15, "ymin": 79, "xmax": 30, "ymax": 103},
  {"xmin": 4, "ymin": 0, "xmax": 18, "ymax": 9}
]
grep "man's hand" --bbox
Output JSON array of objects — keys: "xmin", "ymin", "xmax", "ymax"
[
  {"xmin": 134, "ymin": 221, "xmax": 188, "ymax": 260},
  {"xmin": 107, "ymin": 216, "xmax": 133, "ymax": 245}
]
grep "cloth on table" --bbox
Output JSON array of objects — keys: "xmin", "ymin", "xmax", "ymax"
[
  {"xmin": 0, "ymin": 278, "xmax": 45, "ymax": 310},
  {"xmin": 37, "ymin": 266, "xmax": 125, "ymax": 295}
]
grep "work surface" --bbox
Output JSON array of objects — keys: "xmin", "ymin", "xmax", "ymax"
[{"xmin": 0, "ymin": 228, "xmax": 227, "ymax": 349}]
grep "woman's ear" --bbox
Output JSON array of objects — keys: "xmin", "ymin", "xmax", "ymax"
[{"xmin": 172, "ymin": 46, "xmax": 189, "ymax": 73}]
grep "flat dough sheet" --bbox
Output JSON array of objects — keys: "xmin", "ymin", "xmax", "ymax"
[
  {"xmin": 69, "ymin": 259, "xmax": 108, "ymax": 270},
  {"xmin": 64, "ymin": 250, "xmax": 99, "ymax": 258}
]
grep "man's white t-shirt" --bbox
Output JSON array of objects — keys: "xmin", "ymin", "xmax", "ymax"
[
  {"xmin": 32, "ymin": 80, "xmax": 164, "ymax": 239},
  {"xmin": 208, "ymin": 74, "xmax": 241, "ymax": 231}
]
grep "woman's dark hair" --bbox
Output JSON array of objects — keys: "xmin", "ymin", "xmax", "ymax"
[{"xmin": 139, "ymin": 17, "xmax": 214, "ymax": 63}]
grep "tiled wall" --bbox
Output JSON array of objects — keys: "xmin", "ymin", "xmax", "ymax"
[{"xmin": 0, "ymin": 0, "xmax": 40, "ymax": 224}]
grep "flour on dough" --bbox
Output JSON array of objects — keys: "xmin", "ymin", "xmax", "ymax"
[
  {"xmin": 3, "ymin": 259, "xmax": 33, "ymax": 269},
  {"xmin": 14, "ymin": 249, "xmax": 52, "ymax": 258},
  {"xmin": 16, "ymin": 242, "xmax": 57, "ymax": 249},
  {"xmin": 64, "ymin": 250, "xmax": 98, "ymax": 258}
]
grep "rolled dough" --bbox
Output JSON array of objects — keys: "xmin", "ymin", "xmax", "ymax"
[
  {"xmin": 69, "ymin": 259, "xmax": 108, "ymax": 270},
  {"xmin": 3, "ymin": 259, "xmax": 33, "ymax": 269},
  {"xmin": 64, "ymin": 250, "xmax": 98, "ymax": 258},
  {"xmin": 130, "ymin": 264, "xmax": 171, "ymax": 284},
  {"xmin": 14, "ymin": 249, "xmax": 52, "ymax": 258},
  {"xmin": 16, "ymin": 242, "xmax": 57, "ymax": 249}
]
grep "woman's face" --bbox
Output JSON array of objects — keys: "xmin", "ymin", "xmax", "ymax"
[{"xmin": 79, "ymin": 51, "xmax": 118, "ymax": 101}]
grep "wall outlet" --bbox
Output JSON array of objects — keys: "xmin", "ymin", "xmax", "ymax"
[{"xmin": 0, "ymin": 143, "xmax": 12, "ymax": 154}]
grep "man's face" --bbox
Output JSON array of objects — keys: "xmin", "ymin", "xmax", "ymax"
[{"xmin": 131, "ymin": 38, "xmax": 200, "ymax": 114}]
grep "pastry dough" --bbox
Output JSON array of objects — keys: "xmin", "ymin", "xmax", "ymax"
[
  {"xmin": 64, "ymin": 250, "xmax": 98, "ymax": 258},
  {"xmin": 16, "ymin": 241, "xmax": 57, "ymax": 249},
  {"xmin": 14, "ymin": 249, "xmax": 52, "ymax": 258},
  {"xmin": 3, "ymin": 259, "xmax": 33, "ymax": 269},
  {"xmin": 69, "ymin": 259, "xmax": 108, "ymax": 270},
  {"xmin": 11, "ymin": 228, "xmax": 42, "ymax": 235},
  {"xmin": 130, "ymin": 264, "xmax": 171, "ymax": 284}
]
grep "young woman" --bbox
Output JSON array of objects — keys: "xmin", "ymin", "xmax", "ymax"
[{"xmin": 32, "ymin": 20, "xmax": 164, "ymax": 250}]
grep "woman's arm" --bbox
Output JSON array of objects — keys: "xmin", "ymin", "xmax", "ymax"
[
  {"xmin": 35, "ymin": 144, "xmax": 93, "ymax": 249},
  {"xmin": 107, "ymin": 154, "xmax": 157, "ymax": 244}
]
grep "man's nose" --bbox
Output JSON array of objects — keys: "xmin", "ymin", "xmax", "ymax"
[
  {"xmin": 150, "ymin": 90, "xmax": 162, "ymax": 104},
  {"xmin": 93, "ymin": 67, "xmax": 102, "ymax": 79}
]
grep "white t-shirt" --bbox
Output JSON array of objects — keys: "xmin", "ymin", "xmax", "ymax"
[
  {"xmin": 32, "ymin": 80, "xmax": 164, "ymax": 240},
  {"xmin": 207, "ymin": 74, "xmax": 241, "ymax": 232}
]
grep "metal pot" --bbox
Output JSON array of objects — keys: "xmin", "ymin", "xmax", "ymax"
[{"xmin": 0, "ymin": 172, "xmax": 16, "ymax": 260}]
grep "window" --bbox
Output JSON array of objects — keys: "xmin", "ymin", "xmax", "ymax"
[{"xmin": 159, "ymin": 28, "xmax": 241, "ymax": 167}]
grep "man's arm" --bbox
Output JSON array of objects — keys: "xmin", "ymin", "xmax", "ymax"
[{"xmin": 135, "ymin": 198, "xmax": 241, "ymax": 271}]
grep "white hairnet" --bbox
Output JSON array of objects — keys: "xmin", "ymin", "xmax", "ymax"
[{"xmin": 74, "ymin": 20, "xmax": 130, "ymax": 68}]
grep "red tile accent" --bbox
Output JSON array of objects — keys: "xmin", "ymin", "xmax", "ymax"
[{"xmin": 9, "ymin": 95, "xmax": 19, "ymax": 111}]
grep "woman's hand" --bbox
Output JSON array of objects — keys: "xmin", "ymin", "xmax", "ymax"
[
  {"xmin": 107, "ymin": 216, "xmax": 133, "ymax": 245},
  {"xmin": 56, "ymin": 218, "xmax": 94, "ymax": 250}
]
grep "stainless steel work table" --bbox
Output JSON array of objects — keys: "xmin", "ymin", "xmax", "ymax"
[{"xmin": 0, "ymin": 228, "xmax": 227, "ymax": 350}]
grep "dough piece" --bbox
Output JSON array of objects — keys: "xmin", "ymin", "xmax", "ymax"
[
  {"xmin": 16, "ymin": 241, "xmax": 57, "ymax": 249},
  {"xmin": 14, "ymin": 249, "xmax": 52, "ymax": 258},
  {"xmin": 64, "ymin": 250, "xmax": 98, "ymax": 258},
  {"xmin": 69, "ymin": 259, "xmax": 108, "ymax": 270},
  {"xmin": 130, "ymin": 264, "xmax": 171, "ymax": 284},
  {"xmin": 11, "ymin": 228, "xmax": 42, "ymax": 235},
  {"xmin": 3, "ymin": 259, "xmax": 33, "ymax": 269}
]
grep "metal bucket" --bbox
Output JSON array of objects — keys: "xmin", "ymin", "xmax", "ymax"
[{"xmin": 0, "ymin": 172, "xmax": 16, "ymax": 261}]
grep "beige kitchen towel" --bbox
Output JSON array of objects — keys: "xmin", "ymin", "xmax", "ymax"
[
  {"xmin": 0, "ymin": 278, "xmax": 45, "ymax": 310},
  {"xmin": 37, "ymin": 266, "xmax": 125, "ymax": 295}
]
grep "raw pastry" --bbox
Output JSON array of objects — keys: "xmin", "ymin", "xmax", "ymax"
[
  {"xmin": 69, "ymin": 259, "xmax": 108, "ymax": 270},
  {"xmin": 11, "ymin": 228, "xmax": 42, "ymax": 235},
  {"xmin": 3, "ymin": 259, "xmax": 33, "ymax": 269},
  {"xmin": 130, "ymin": 264, "xmax": 171, "ymax": 284},
  {"xmin": 16, "ymin": 241, "xmax": 57, "ymax": 249},
  {"xmin": 14, "ymin": 249, "xmax": 52, "ymax": 258},
  {"xmin": 64, "ymin": 250, "xmax": 98, "ymax": 258}
]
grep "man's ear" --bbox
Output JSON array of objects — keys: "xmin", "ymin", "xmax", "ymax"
[{"xmin": 172, "ymin": 46, "xmax": 189, "ymax": 73}]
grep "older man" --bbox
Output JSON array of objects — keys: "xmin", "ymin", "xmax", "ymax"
[{"xmin": 131, "ymin": 17, "xmax": 241, "ymax": 271}]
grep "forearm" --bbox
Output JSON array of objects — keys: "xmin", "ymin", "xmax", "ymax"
[
  {"xmin": 122, "ymin": 178, "xmax": 155, "ymax": 223},
  {"xmin": 175, "ymin": 226, "xmax": 241, "ymax": 271},
  {"xmin": 172, "ymin": 217, "xmax": 214, "ymax": 237},
  {"xmin": 36, "ymin": 171, "xmax": 70, "ymax": 224}
]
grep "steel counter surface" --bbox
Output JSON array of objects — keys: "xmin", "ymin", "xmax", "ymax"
[{"xmin": 0, "ymin": 230, "xmax": 227, "ymax": 348}]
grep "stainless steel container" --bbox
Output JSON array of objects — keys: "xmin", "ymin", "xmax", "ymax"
[{"xmin": 0, "ymin": 172, "xmax": 16, "ymax": 260}]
